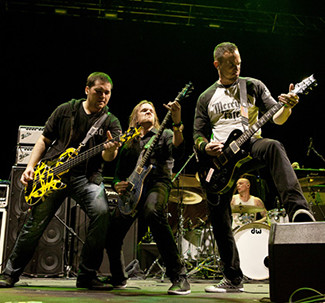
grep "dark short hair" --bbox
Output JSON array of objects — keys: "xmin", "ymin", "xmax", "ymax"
[
  {"xmin": 86, "ymin": 72, "xmax": 113, "ymax": 88},
  {"xmin": 213, "ymin": 42, "xmax": 238, "ymax": 62}
]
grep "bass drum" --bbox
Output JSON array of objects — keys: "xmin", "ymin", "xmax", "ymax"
[{"xmin": 234, "ymin": 222, "xmax": 270, "ymax": 280}]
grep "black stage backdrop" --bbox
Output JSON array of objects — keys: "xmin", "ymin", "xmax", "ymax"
[{"xmin": 2, "ymin": 9, "xmax": 325, "ymax": 210}]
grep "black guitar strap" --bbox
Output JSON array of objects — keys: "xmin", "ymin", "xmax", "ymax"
[{"xmin": 239, "ymin": 78, "xmax": 249, "ymax": 131}]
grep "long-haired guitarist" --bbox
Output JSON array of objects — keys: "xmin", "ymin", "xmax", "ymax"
[
  {"xmin": 193, "ymin": 42, "xmax": 315, "ymax": 293},
  {"xmin": 0, "ymin": 72, "xmax": 121, "ymax": 290},
  {"xmin": 106, "ymin": 100, "xmax": 191, "ymax": 295}
]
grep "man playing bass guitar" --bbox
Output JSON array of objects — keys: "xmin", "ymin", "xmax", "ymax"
[
  {"xmin": 0, "ymin": 72, "xmax": 121, "ymax": 290},
  {"xmin": 193, "ymin": 42, "xmax": 315, "ymax": 293}
]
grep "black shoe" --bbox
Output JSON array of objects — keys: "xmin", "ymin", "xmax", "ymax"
[
  {"xmin": 0, "ymin": 274, "xmax": 17, "ymax": 288},
  {"xmin": 101, "ymin": 276, "xmax": 127, "ymax": 289},
  {"xmin": 168, "ymin": 276, "xmax": 191, "ymax": 295},
  {"xmin": 76, "ymin": 276, "xmax": 113, "ymax": 290}
]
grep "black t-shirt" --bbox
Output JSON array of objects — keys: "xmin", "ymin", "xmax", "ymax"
[
  {"xmin": 113, "ymin": 128, "xmax": 185, "ymax": 186},
  {"xmin": 43, "ymin": 98, "xmax": 122, "ymax": 183}
]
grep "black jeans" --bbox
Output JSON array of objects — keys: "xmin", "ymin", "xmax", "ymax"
[
  {"xmin": 3, "ymin": 175, "xmax": 111, "ymax": 280},
  {"xmin": 206, "ymin": 138, "xmax": 309, "ymax": 283},
  {"xmin": 107, "ymin": 181, "xmax": 186, "ymax": 282}
]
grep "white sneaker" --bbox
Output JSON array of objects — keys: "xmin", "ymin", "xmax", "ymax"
[
  {"xmin": 205, "ymin": 277, "xmax": 244, "ymax": 293},
  {"xmin": 292, "ymin": 209, "xmax": 316, "ymax": 222}
]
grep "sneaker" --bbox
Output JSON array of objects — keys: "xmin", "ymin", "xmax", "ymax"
[
  {"xmin": 205, "ymin": 277, "xmax": 244, "ymax": 293},
  {"xmin": 76, "ymin": 276, "xmax": 113, "ymax": 290},
  {"xmin": 101, "ymin": 276, "xmax": 127, "ymax": 289},
  {"xmin": 0, "ymin": 274, "xmax": 18, "ymax": 288},
  {"xmin": 292, "ymin": 209, "xmax": 316, "ymax": 222},
  {"xmin": 168, "ymin": 276, "xmax": 191, "ymax": 295}
]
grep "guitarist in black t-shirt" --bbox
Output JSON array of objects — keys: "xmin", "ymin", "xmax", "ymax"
[{"xmin": 0, "ymin": 72, "xmax": 122, "ymax": 290}]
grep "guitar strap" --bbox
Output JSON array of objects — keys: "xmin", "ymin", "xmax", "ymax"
[
  {"xmin": 239, "ymin": 78, "xmax": 249, "ymax": 131},
  {"xmin": 80, "ymin": 112, "xmax": 108, "ymax": 147}
]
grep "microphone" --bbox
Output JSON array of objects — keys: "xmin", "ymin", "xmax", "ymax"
[{"xmin": 307, "ymin": 137, "xmax": 313, "ymax": 156}]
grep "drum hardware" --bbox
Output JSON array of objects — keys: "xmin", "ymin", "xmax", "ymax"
[
  {"xmin": 267, "ymin": 208, "xmax": 288, "ymax": 225},
  {"xmin": 144, "ymin": 255, "xmax": 166, "ymax": 282},
  {"xmin": 171, "ymin": 153, "xmax": 196, "ymax": 261},
  {"xmin": 299, "ymin": 176, "xmax": 325, "ymax": 188},
  {"xmin": 142, "ymin": 226, "xmax": 166, "ymax": 281},
  {"xmin": 169, "ymin": 153, "xmax": 221, "ymax": 277},
  {"xmin": 186, "ymin": 227, "xmax": 221, "ymax": 279}
]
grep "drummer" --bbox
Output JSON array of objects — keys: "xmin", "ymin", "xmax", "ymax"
[{"xmin": 231, "ymin": 177, "xmax": 267, "ymax": 230}]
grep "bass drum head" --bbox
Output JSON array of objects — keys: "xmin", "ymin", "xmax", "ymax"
[{"xmin": 234, "ymin": 222, "xmax": 270, "ymax": 280}]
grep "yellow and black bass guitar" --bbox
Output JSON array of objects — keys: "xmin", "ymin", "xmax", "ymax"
[{"xmin": 24, "ymin": 127, "xmax": 141, "ymax": 206}]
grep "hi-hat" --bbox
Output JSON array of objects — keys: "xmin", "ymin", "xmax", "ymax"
[
  {"xmin": 169, "ymin": 189, "xmax": 202, "ymax": 205},
  {"xmin": 231, "ymin": 204, "xmax": 265, "ymax": 214}
]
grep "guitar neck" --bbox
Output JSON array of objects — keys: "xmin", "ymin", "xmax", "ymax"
[
  {"xmin": 231, "ymin": 74, "xmax": 316, "ymax": 150},
  {"xmin": 53, "ymin": 134, "xmax": 121, "ymax": 175},
  {"xmin": 140, "ymin": 110, "xmax": 172, "ymax": 168},
  {"xmin": 139, "ymin": 83, "xmax": 192, "ymax": 168},
  {"xmin": 235, "ymin": 101, "xmax": 284, "ymax": 147}
]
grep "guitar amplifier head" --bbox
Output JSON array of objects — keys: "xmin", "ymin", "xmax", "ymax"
[
  {"xmin": 17, "ymin": 125, "xmax": 44, "ymax": 145},
  {"xmin": 16, "ymin": 145, "xmax": 34, "ymax": 165},
  {"xmin": 0, "ymin": 184, "xmax": 9, "ymax": 208}
]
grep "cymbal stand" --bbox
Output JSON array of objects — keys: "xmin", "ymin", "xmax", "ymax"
[
  {"xmin": 187, "ymin": 227, "xmax": 221, "ymax": 279},
  {"xmin": 143, "ymin": 227, "xmax": 166, "ymax": 282},
  {"xmin": 171, "ymin": 153, "xmax": 195, "ymax": 263}
]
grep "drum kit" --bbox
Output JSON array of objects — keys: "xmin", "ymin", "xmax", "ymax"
[{"xmin": 152, "ymin": 165, "xmax": 325, "ymax": 281}]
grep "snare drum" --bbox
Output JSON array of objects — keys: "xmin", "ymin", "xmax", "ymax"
[{"xmin": 234, "ymin": 222, "xmax": 270, "ymax": 280}]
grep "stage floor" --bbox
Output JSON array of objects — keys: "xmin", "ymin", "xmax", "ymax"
[{"xmin": 1, "ymin": 277, "xmax": 270, "ymax": 303}]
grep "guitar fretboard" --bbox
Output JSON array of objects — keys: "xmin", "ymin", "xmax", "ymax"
[{"xmin": 235, "ymin": 102, "xmax": 283, "ymax": 148}]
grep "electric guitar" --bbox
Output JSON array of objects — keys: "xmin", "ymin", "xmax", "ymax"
[
  {"xmin": 197, "ymin": 74, "xmax": 317, "ymax": 194},
  {"xmin": 24, "ymin": 127, "xmax": 141, "ymax": 206},
  {"xmin": 117, "ymin": 82, "xmax": 194, "ymax": 215}
]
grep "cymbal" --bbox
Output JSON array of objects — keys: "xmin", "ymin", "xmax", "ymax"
[
  {"xmin": 169, "ymin": 189, "xmax": 202, "ymax": 205},
  {"xmin": 231, "ymin": 204, "xmax": 265, "ymax": 214},
  {"xmin": 299, "ymin": 176, "xmax": 325, "ymax": 187},
  {"xmin": 172, "ymin": 174, "xmax": 200, "ymax": 188}
]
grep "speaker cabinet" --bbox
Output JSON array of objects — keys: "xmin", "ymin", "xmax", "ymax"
[
  {"xmin": 67, "ymin": 201, "xmax": 138, "ymax": 275},
  {"xmin": 3, "ymin": 166, "xmax": 66, "ymax": 276},
  {"xmin": 269, "ymin": 222, "xmax": 325, "ymax": 302}
]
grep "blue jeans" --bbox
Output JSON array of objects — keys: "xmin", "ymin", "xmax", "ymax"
[{"xmin": 4, "ymin": 175, "xmax": 110, "ymax": 280}]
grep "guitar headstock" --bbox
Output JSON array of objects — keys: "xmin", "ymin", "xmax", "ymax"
[
  {"xmin": 175, "ymin": 81, "xmax": 194, "ymax": 102},
  {"xmin": 119, "ymin": 126, "xmax": 142, "ymax": 143},
  {"xmin": 292, "ymin": 74, "xmax": 317, "ymax": 96}
]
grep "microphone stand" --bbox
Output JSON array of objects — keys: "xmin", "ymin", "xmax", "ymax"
[{"xmin": 309, "ymin": 145, "xmax": 325, "ymax": 164}]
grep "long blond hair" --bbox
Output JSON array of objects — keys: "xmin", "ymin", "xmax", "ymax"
[{"xmin": 129, "ymin": 100, "xmax": 160, "ymax": 129}]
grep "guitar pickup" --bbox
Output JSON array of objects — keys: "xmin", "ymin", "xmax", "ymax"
[
  {"xmin": 229, "ymin": 141, "xmax": 240, "ymax": 154},
  {"xmin": 136, "ymin": 166, "xmax": 143, "ymax": 174}
]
